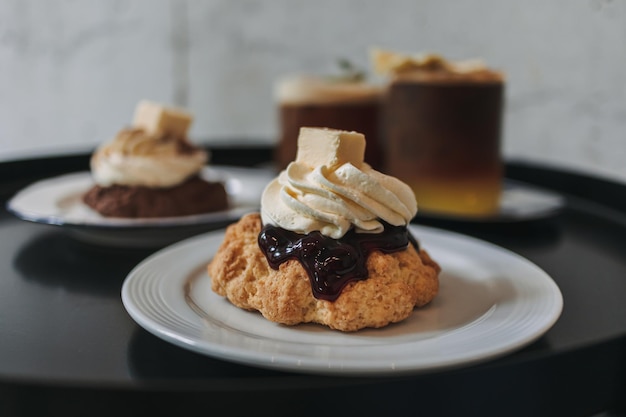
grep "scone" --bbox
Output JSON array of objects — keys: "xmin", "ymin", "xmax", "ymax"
[
  {"xmin": 83, "ymin": 101, "xmax": 228, "ymax": 218},
  {"xmin": 208, "ymin": 127, "xmax": 440, "ymax": 332}
]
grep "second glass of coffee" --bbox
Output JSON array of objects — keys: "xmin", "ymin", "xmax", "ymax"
[{"xmin": 382, "ymin": 55, "xmax": 505, "ymax": 217}]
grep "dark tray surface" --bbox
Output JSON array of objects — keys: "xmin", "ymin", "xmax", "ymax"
[{"xmin": 1, "ymin": 148, "xmax": 625, "ymax": 417}]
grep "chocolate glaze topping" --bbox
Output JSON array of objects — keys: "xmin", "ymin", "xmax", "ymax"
[{"xmin": 258, "ymin": 222, "xmax": 418, "ymax": 301}]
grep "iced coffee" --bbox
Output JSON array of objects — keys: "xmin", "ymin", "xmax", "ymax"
[
  {"xmin": 375, "ymin": 50, "xmax": 505, "ymax": 216},
  {"xmin": 275, "ymin": 75, "xmax": 383, "ymax": 170}
]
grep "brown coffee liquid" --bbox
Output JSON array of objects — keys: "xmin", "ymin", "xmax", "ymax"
[
  {"xmin": 277, "ymin": 100, "xmax": 382, "ymax": 170},
  {"xmin": 385, "ymin": 80, "xmax": 503, "ymax": 216},
  {"xmin": 258, "ymin": 223, "xmax": 417, "ymax": 301}
]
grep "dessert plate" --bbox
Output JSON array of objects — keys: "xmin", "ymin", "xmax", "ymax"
[
  {"xmin": 419, "ymin": 180, "xmax": 565, "ymax": 223},
  {"xmin": 121, "ymin": 224, "xmax": 563, "ymax": 376},
  {"xmin": 6, "ymin": 166, "xmax": 274, "ymax": 247}
]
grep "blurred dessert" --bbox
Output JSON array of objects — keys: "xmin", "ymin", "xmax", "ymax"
[
  {"xmin": 208, "ymin": 127, "xmax": 439, "ymax": 332},
  {"xmin": 373, "ymin": 48, "xmax": 505, "ymax": 216},
  {"xmin": 83, "ymin": 101, "xmax": 228, "ymax": 218},
  {"xmin": 275, "ymin": 61, "xmax": 383, "ymax": 170}
]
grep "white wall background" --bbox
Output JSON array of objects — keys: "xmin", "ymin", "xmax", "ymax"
[{"xmin": 1, "ymin": 0, "xmax": 625, "ymax": 182}]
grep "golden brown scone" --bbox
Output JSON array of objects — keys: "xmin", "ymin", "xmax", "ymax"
[{"xmin": 208, "ymin": 213, "xmax": 440, "ymax": 332}]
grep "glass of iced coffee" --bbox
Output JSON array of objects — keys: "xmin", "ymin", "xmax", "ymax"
[
  {"xmin": 275, "ymin": 73, "xmax": 383, "ymax": 170},
  {"xmin": 375, "ymin": 50, "xmax": 505, "ymax": 217}
]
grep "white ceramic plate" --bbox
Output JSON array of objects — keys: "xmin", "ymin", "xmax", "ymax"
[
  {"xmin": 7, "ymin": 166, "xmax": 274, "ymax": 247},
  {"xmin": 121, "ymin": 224, "xmax": 563, "ymax": 376},
  {"xmin": 419, "ymin": 180, "xmax": 565, "ymax": 223}
]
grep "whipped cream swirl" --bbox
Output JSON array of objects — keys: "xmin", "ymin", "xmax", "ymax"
[
  {"xmin": 261, "ymin": 161, "xmax": 417, "ymax": 239},
  {"xmin": 91, "ymin": 128, "xmax": 207, "ymax": 187}
]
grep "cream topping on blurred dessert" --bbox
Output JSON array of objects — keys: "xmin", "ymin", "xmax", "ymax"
[
  {"xmin": 276, "ymin": 75, "xmax": 382, "ymax": 105},
  {"xmin": 261, "ymin": 127, "xmax": 417, "ymax": 239},
  {"xmin": 90, "ymin": 101, "xmax": 207, "ymax": 188},
  {"xmin": 371, "ymin": 48, "xmax": 504, "ymax": 82}
]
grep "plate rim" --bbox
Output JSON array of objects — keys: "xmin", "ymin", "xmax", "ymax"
[
  {"xmin": 6, "ymin": 166, "xmax": 273, "ymax": 230},
  {"xmin": 121, "ymin": 224, "xmax": 563, "ymax": 376}
]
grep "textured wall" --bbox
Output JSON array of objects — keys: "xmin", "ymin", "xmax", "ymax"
[{"xmin": 1, "ymin": 0, "xmax": 625, "ymax": 182}]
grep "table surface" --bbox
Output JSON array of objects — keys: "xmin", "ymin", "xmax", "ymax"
[{"xmin": 1, "ymin": 146, "xmax": 625, "ymax": 417}]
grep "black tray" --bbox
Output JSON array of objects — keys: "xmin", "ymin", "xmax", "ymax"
[{"xmin": 0, "ymin": 146, "xmax": 625, "ymax": 417}]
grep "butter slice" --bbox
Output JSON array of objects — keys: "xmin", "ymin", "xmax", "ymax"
[
  {"xmin": 132, "ymin": 100, "xmax": 192, "ymax": 137},
  {"xmin": 295, "ymin": 127, "xmax": 365, "ymax": 169}
]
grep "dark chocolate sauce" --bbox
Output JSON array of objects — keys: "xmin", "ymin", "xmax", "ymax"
[{"xmin": 258, "ymin": 222, "xmax": 418, "ymax": 301}]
